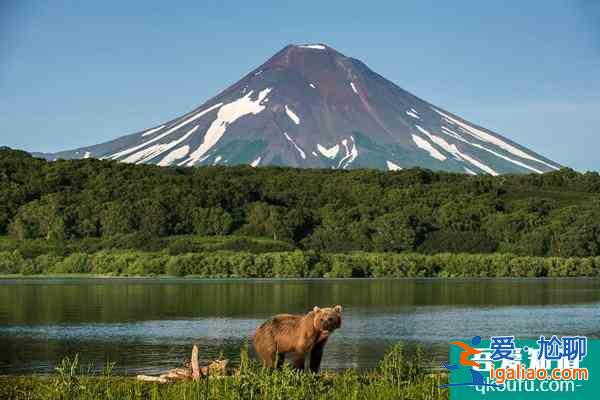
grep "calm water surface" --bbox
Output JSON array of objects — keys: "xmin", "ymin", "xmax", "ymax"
[{"xmin": 1, "ymin": 278, "xmax": 599, "ymax": 375}]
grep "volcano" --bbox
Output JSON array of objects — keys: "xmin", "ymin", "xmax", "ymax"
[{"xmin": 39, "ymin": 43, "xmax": 561, "ymax": 174}]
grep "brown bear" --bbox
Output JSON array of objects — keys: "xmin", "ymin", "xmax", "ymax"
[{"xmin": 252, "ymin": 305, "xmax": 342, "ymax": 372}]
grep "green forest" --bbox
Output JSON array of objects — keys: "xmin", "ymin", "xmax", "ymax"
[{"xmin": 2, "ymin": 147, "xmax": 600, "ymax": 277}]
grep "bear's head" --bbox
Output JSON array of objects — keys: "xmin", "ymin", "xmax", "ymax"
[{"xmin": 312, "ymin": 305, "xmax": 342, "ymax": 333}]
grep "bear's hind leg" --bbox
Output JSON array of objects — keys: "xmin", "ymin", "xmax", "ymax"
[
  {"xmin": 260, "ymin": 349, "xmax": 277, "ymax": 368},
  {"xmin": 255, "ymin": 342, "xmax": 278, "ymax": 369},
  {"xmin": 292, "ymin": 353, "xmax": 305, "ymax": 371}
]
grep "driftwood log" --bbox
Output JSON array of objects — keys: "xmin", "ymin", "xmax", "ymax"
[{"xmin": 136, "ymin": 345, "xmax": 229, "ymax": 383}]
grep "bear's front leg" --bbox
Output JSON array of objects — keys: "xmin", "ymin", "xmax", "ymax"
[
  {"xmin": 292, "ymin": 353, "xmax": 306, "ymax": 370},
  {"xmin": 309, "ymin": 338, "xmax": 328, "ymax": 373}
]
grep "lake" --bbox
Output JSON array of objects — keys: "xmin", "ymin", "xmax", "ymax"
[{"xmin": 1, "ymin": 278, "xmax": 599, "ymax": 375}]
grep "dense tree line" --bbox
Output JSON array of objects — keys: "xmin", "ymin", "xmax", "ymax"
[
  {"xmin": 0, "ymin": 234, "xmax": 294, "ymax": 258},
  {"xmin": 2, "ymin": 147, "xmax": 600, "ymax": 257},
  {"xmin": 1, "ymin": 249, "xmax": 598, "ymax": 278}
]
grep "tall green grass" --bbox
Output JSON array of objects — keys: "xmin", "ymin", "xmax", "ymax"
[{"xmin": 0, "ymin": 344, "xmax": 447, "ymax": 400}]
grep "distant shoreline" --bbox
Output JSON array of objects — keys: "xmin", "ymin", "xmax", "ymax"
[
  {"xmin": 0, "ymin": 274, "xmax": 597, "ymax": 280},
  {"xmin": 1, "ymin": 249, "xmax": 599, "ymax": 278}
]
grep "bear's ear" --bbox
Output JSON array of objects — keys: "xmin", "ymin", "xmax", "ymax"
[
  {"xmin": 334, "ymin": 305, "xmax": 342, "ymax": 313},
  {"xmin": 313, "ymin": 306, "xmax": 320, "ymax": 313}
]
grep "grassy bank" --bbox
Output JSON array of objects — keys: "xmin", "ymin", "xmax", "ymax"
[
  {"xmin": 1, "ymin": 247, "xmax": 600, "ymax": 278},
  {"xmin": 0, "ymin": 345, "xmax": 447, "ymax": 400}
]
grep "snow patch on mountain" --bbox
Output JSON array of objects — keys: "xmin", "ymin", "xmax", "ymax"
[
  {"xmin": 411, "ymin": 134, "xmax": 446, "ymax": 161},
  {"xmin": 433, "ymin": 108, "xmax": 558, "ymax": 170},
  {"xmin": 338, "ymin": 137, "xmax": 358, "ymax": 169},
  {"xmin": 184, "ymin": 88, "xmax": 271, "ymax": 165},
  {"xmin": 250, "ymin": 157, "xmax": 261, "ymax": 167},
  {"xmin": 471, "ymin": 142, "xmax": 543, "ymax": 174},
  {"xmin": 459, "ymin": 153, "xmax": 498, "ymax": 176},
  {"xmin": 406, "ymin": 109, "xmax": 420, "ymax": 119},
  {"xmin": 285, "ymin": 105, "xmax": 300, "ymax": 125},
  {"xmin": 141, "ymin": 125, "xmax": 166, "ymax": 137},
  {"xmin": 437, "ymin": 124, "xmax": 543, "ymax": 173},
  {"xmin": 416, "ymin": 125, "xmax": 499, "ymax": 176},
  {"xmin": 317, "ymin": 144, "xmax": 340, "ymax": 159},
  {"xmin": 299, "ymin": 44, "xmax": 326, "ymax": 50},
  {"xmin": 416, "ymin": 125, "xmax": 461, "ymax": 160},
  {"xmin": 121, "ymin": 144, "xmax": 164, "ymax": 164},
  {"xmin": 158, "ymin": 145, "xmax": 190, "ymax": 166},
  {"xmin": 441, "ymin": 126, "xmax": 467, "ymax": 142},
  {"xmin": 213, "ymin": 155, "xmax": 222, "ymax": 165},
  {"xmin": 283, "ymin": 132, "xmax": 306, "ymax": 159},
  {"xmin": 386, "ymin": 161, "xmax": 402, "ymax": 171},
  {"xmin": 123, "ymin": 125, "xmax": 200, "ymax": 165},
  {"xmin": 309, "ymin": 83, "xmax": 316, "ymax": 89},
  {"xmin": 350, "ymin": 82, "xmax": 358, "ymax": 94},
  {"xmin": 108, "ymin": 103, "xmax": 222, "ymax": 161}
]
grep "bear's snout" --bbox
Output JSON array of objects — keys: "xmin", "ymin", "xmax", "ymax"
[{"xmin": 322, "ymin": 314, "xmax": 341, "ymax": 331}]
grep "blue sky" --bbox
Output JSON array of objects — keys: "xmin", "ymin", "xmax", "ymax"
[{"xmin": 1, "ymin": 0, "xmax": 599, "ymax": 170}]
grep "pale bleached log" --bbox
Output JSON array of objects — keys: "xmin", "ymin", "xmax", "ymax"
[
  {"xmin": 136, "ymin": 345, "xmax": 228, "ymax": 384},
  {"xmin": 136, "ymin": 375, "xmax": 168, "ymax": 383},
  {"xmin": 172, "ymin": 367, "xmax": 192, "ymax": 378},
  {"xmin": 191, "ymin": 345, "xmax": 200, "ymax": 380}
]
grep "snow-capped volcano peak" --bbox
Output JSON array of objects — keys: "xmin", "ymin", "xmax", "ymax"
[{"xmin": 38, "ymin": 44, "xmax": 561, "ymax": 174}]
